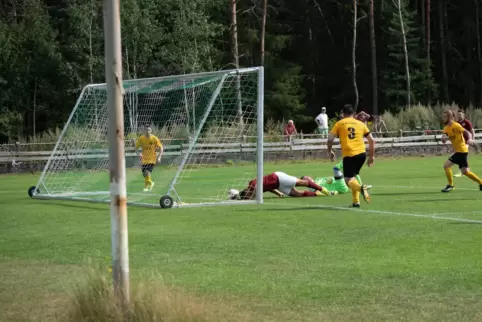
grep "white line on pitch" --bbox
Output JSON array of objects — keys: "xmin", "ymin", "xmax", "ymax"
[
  {"xmin": 433, "ymin": 210, "xmax": 482, "ymax": 216},
  {"xmin": 375, "ymin": 184, "xmax": 475, "ymax": 191},
  {"xmin": 264, "ymin": 202, "xmax": 482, "ymax": 224}
]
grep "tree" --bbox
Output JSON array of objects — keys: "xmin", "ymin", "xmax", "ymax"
[
  {"xmin": 1, "ymin": 0, "xmax": 482, "ymax": 141},
  {"xmin": 229, "ymin": 0, "xmax": 243, "ymax": 129},
  {"xmin": 352, "ymin": 0, "xmax": 359, "ymax": 111},
  {"xmin": 8, "ymin": 0, "xmax": 64, "ymax": 138},
  {"xmin": 380, "ymin": 0, "xmax": 434, "ymax": 107},
  {"xmin": 260, "ymin": 0, "xmax": 268, "ymax": 66},
  {"xmin": 438, "ymin": 0, "xmax": 449, "ymax": 102},
  {"xmin": 396, "ymin": 0, "xmax": 411, "ymax": 107},
  {"xmin": 152, "ymin": 0, "xmax": 223, "ymax": 75},
  {"xmin": 475, "ymin": 0, "xmax": 482, "ymax": 106},
  {"xmin": 369, "ymin": 0, "xmax": 378, "ymax": 113}
]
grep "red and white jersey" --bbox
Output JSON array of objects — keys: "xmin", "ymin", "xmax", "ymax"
[
  {"xmin": 248, "ymin": 173, "xmax": 279, "ymax": 192},
  {"xmin": 458, "ymin": 119, "xmax": 473, "ymax": 141},
  {"xmin": 248, "ymin": 172, "xmax": 298, "ymax": 195}
]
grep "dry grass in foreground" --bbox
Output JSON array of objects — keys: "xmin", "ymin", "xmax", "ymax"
[{"xmin": 61, "ymin": 268, "xmax": 247, "ymax": 322}]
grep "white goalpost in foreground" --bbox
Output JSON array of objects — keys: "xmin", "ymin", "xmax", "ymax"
[{"xmin": 28, "ymin": 67, "xmax": 265, "ymax": 208}]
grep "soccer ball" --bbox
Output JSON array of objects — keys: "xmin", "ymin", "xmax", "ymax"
[{"xmin": 228, "ymin": 189, "xmax": 239, "ymax": 200}]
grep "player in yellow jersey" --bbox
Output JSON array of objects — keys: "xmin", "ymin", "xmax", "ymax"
[
  {"xmin": 135, "ymin": 126, "xmax": 163, "ymax": 192},
  {"xmin": 441, "ymin": 110, "xmax": 482, "ymax": 192},
  {"xmin": 327, "ymin": 104, "xmax": 376, "ymax": 207}
]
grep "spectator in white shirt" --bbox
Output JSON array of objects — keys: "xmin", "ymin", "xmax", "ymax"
[
  {"xmin": 372, "ymin": 115, "xmax": 388, "ymax": 137},
  {"xmin": 315, "ymin": 107, "xmax": 329, "ymax": 138}
]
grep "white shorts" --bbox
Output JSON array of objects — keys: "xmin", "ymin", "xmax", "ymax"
[{"xmin": 274, "ymin": 171, "xmax": 298, "ymax": 196}]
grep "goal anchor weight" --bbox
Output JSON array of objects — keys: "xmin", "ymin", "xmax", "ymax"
[
  {"xmin": 159, "ymin": 195, "xmax": 174, "ymax": 209},
  {"xmin": 28, "ymin": 186, "xmax": 40, "ymax": 198}
]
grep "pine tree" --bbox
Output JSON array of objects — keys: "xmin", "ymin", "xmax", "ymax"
[{"xmin": 380, "ymin": 0, "xmax": 436, "ymax": 107}]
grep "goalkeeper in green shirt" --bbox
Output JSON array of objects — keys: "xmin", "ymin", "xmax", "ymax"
[{"xmin": 302, "ymin": 160, "xmax": 371, "ymax": 195}]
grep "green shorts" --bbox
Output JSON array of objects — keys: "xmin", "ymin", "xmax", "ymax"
[{"xmin": 318, "ymin": 128, "xmax": 328, "ymax": 135}]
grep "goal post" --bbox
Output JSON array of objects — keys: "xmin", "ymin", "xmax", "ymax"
[{"xmin": 29, "ymin": 67, "xmax": 264, "ymax": 208}]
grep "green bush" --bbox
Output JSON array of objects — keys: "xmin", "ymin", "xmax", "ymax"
[{"xmin": 380, "ymin": 104, "xmax": 482, "ymax": 133}]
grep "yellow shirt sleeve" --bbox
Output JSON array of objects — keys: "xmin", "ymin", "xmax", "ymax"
[
  {"xmin": 156, "ymin": 137, "xmax": 162, "ymax": 148},
  {"xmin": 135, "ymin": 137, "xmax": 142, "ymax": 148},
  {"xmin": 363, "ymin": 124, "xmax": 370, "ymax": 136},
  {"xmin": 330, "ymin": 122, "xmax": 339, "ymax": 136},
  {"xmin": 453, "ymin": 122, "xmax": 464, "ymax": 134}
]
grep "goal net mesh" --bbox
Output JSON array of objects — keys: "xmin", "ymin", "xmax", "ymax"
[{"xmin": 34, "ymin": 68, "xmax": 263, "ymax": 207}]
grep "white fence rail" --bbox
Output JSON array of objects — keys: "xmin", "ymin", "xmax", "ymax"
[{"xmin": 1, "ymin": 132, "xmax": 480, "ymax": 163}]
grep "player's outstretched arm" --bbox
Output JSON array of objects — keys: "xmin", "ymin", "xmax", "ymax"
[
  {"xmin": 271, "ymin": 189, "xmax": 284, "ymax": 197},
  {"xmin": 155, "ymin": 137, "xmax": 164, "ymax": 163},
  {"xmin": 327, "ymin": 133, "xmax": 337, "ymax": 162},
  {"xmin": 441, "ymin": 132, "xmax": 448, "ymax": 143},
  {"xmin": 464, "ymin": 129, "xmax": 473, "ymax": 141}
]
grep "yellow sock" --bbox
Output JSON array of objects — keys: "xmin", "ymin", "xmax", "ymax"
[
  {"xmin": 444, "ymin": 168, "xmax": 454, "ymax": 186},
  {"xmin": 351, "ymin": 189, "xmax": 360, "ymax": 204},
  {"xmin": 464, "ymin": 171, "xmax": 482, "ymax": 184},
  {"xmin": 347, "ymin": 178, "xmax": 361, "ymax": 192},
  {"xmin": 146, "ymin": 175, "xmax": 152, "ymax": 186},
  {"xmin": 347, "ymin": 178, "xmax": 361, "ymax": 204},
  {"xmin": 144, "ymin": 176, "xmax": 149, "ymax": 188}
]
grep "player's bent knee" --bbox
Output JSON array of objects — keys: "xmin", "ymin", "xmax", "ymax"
[
  {"xmin": 461, "ymin": 167, "xmax": 470, "ymax": 174},
  {"xmin": 344, "ymin": 177, "xmax": 354, "ymax": 185},
  {"xmin": 289, "ymin": 189, "xmax": 303, "ymax": 197}
]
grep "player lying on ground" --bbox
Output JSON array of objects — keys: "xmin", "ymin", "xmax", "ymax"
[
  {"xmin": 300, "ymin": 175, "xmax": 346, "ymax": 195},
  {"xmin": 135, "ymin": 126, "xmax": 163, "ymax": 192},
  {"xmin": 441, "ymin": 110, "xmax": 482, "ymax": 192},
  {"xmin": 233, "ymin": 172, "xmax": 331, "ymax": 199},
  {"xmin": 327, "ymin": 104, "xmax": 375, "ymax": 207},
  {"xmin": 454, "ymin": 109, "xmax": 479, "ymax": 177},
  {"xmin": 300, "ymin": 163, "xmax": 372, "ymax": 195}
]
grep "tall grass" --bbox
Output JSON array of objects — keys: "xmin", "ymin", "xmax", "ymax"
[
  {"xmin": 10, "ymin": 104, "xmax": 482, "ymax": 145},
  {"xmin": 381, "ymin": 103, "xmax": 482, "ymax": 132},
  {"xmin": 61, "ymin": 268, "xmax": 246, "ymax": 322}
]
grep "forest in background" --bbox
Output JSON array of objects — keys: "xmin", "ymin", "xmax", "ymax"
[{"xmin": 0, "ymin": 0, "xmax": 481, "ymax": 143}]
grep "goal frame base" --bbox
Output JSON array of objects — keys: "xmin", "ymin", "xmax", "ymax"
[{"xmin": 29, "ymin": 189, "xmax": 259, "ymax": 209}]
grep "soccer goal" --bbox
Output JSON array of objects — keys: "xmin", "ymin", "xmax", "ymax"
[{"xmin": 29, "ymin": 67, "xmax": 264, "ymax": 208}]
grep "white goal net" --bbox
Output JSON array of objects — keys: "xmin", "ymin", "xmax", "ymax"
[{"xmin": 31, "ymin": 67, "xmax": 264, "ymax": 208}]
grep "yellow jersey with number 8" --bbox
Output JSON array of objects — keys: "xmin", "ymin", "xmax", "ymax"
[
  {"xmin": 135, "ymin": 135, "xmax": 162, "ymax": 164},
  {"xmin": 330, "ymin": 117, "xmax": 370, "ymax": 157},
  {"xmin": 443, "ymin": 122, "xmax": 468, "ymax": 153}
]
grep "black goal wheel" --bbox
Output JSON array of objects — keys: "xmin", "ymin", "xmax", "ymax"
[
  {"xmin": 159, "ymin": 195, "xmax": 174, "ymax": 209},
  {"xmin": 28, "ymin": 186, "xmax": 39, "ymax": 198}
]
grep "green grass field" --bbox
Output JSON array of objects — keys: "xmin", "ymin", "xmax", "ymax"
[
  {"xmin": 35, "ymin": 162, "xmax": 260, "ymax": 205},
  {"xmin": 2, "ymin": 157, "xmax": 482, "ymax": 321}
]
